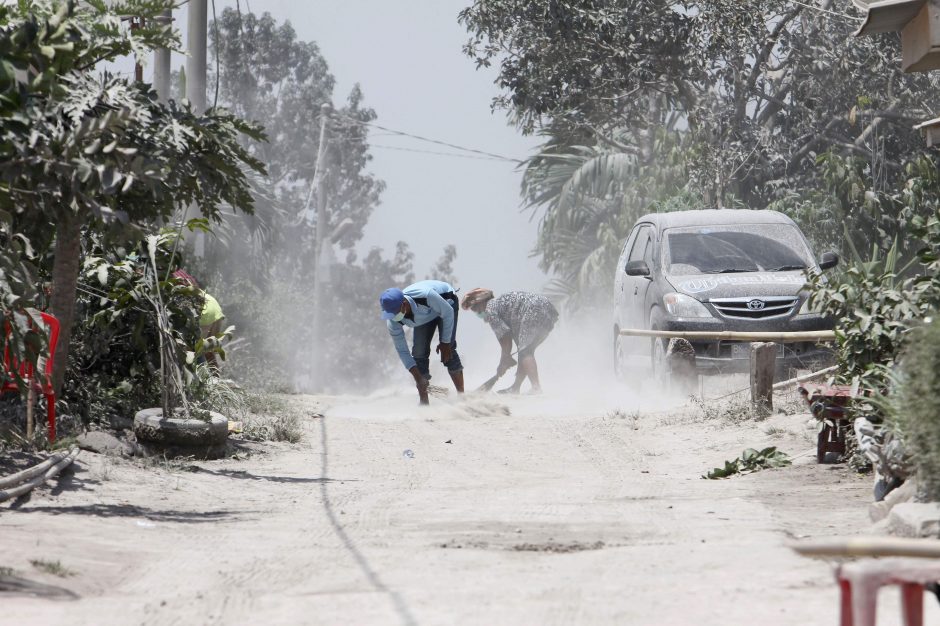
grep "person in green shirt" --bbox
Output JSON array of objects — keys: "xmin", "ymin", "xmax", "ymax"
[{"xmin": 173, "ymin": 270, "xmax": 226, "ymax": 366}]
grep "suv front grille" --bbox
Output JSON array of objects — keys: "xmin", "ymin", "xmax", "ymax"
[{"xmin": 709, "ymin": 296, "xmax": 798, "ymax": 320}]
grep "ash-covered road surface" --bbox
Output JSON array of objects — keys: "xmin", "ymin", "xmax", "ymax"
[{"xmin": 3, "ymin": 391, "xmax": 930, "ymax": 625}]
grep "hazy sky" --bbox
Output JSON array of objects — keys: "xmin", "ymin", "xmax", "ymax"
[{"xmin": 158, "ymin": 0, "xmax": 547, "ymax": 296}]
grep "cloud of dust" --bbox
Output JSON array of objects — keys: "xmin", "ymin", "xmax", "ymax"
[{"xmin": 327, "ymin": 307, "xmax": 692, "ymax": 420}]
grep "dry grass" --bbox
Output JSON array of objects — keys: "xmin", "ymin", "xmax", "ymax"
[
  {"xmin": 30, "ymin": 559, "xmax": 74, "ymax": 578},
  {"xmin": 240, "ymin": 394, "xmax": 304, "ymax": 444}
]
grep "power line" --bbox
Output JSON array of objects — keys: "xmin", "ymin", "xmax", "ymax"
[
  {"xmin": 787, "ymin": 0, "xmax": 862, "ymax": 20},
  {"xmin": 334, "ymin": 112, "xmax": 524, "ymax": 164},
  {"xmin": 369, "ymin": 144, "xmax": 519, "ymax": 162}
]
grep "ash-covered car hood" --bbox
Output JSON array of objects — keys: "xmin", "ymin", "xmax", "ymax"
[{"xmin": 666, "ymin": 270, "xmax": 810, "ymax": 300}]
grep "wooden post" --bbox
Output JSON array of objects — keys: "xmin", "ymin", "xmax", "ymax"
[{"xmin": 750, "ymin": 342, "xmax": 776, "ymax": 415}]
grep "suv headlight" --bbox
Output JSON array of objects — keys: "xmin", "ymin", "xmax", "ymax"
[{"xmin": 664, "ymin": 293, "xmax": 712, "ymax": 318}]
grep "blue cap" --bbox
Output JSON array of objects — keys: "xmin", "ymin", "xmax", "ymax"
[{"xmin": 379, "ymin": 288, "xmax": 405, "ymax": 320}]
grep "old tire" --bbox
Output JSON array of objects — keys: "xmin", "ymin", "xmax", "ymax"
[{"xmin": 134, "ymin": 408, "xmax": 228, "ymax": 459}]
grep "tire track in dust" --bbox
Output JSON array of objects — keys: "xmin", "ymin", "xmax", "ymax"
[{"xmin": 316, "ymin": 416, "xmax": 419, "ymax": 626}]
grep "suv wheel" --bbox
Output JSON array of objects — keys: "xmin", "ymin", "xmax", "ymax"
[
  {"xmin": 614, "ymin": 333, "xmax": 629, "ymax": 380},
  {"xmin": 651, "ymin": 337, "xmax": 669, "ymax": 384}
]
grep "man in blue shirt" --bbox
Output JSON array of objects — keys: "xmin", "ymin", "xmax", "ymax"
[{"xmin": 379, "ymin": 280, "xmax": 464, "ymax": 405}]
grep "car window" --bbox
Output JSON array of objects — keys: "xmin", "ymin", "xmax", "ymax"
[
  {"xmin": 628, "ymin": 225, "xmax": 652, "ymax": 264},
  {"xmin": 663, "ymin": 224, "xmax": 812, "ymax": 275}
]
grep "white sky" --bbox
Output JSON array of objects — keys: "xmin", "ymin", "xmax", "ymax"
[{"xmin": 150, "ymin": 0, "xmax": 548, "ymax": 295}]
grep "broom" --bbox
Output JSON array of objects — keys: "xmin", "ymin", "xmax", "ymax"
[{"xmin": 476, "ymin": 354, "xmax": 517, "ymax": 392}]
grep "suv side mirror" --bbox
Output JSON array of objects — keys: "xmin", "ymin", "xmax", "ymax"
[
  {"xmin": 819, "ymin": 251, "xmax": 839, "ymax": 271},
  {"xmin": 625, "ymin": 260, "xmax": 651, "ymax": 277}
]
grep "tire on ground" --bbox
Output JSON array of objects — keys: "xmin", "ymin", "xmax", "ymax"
[{"xmin": 134, "ymin": 408, "xmax": 229, "ymax": 459}]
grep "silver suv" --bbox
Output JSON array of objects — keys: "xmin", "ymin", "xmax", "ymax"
[{"xmin": 613, "ymin": 209, "xmax": 837, "ymax": 378}]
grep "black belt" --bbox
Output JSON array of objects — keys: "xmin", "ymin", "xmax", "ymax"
[{"xmin": 412, "ymin": 292, "xmax": 457, "ymax": 307}]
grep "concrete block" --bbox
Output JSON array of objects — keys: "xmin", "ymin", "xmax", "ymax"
[{"xmin": 886, "ymin": 502, "xmax": 940, "ymax": 538}]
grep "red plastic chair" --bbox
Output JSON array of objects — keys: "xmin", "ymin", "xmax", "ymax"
[{"xmin": 1, "ymin": 312, "xmax": 60, "ymax": 442}]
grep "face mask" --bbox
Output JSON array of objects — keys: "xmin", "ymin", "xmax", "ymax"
[
  {"xmin": 392, "ymin": 312, "xmax": 405, "ymax": 323},
  {"xmin": 475, "ymin": 311, "xmax": 486, "ymax": 320}
]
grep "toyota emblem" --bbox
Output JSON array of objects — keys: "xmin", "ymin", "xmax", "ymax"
[{"xmin": 747, "ymin": 299, "xmax": 766, "ymax": 311}]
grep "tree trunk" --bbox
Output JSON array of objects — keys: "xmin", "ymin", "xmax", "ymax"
[{"xmin": 49, "ymin": 213, "xmax": 82, "ymax": 396}]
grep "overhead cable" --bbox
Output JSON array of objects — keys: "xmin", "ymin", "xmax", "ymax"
[
  {"xmin": 369, "ymin": 144, "xmax": 518, "ymax": 162},
  {"xmin": 787, "ymin": 0, "xmax": 862, "ymax": 20},
  {"xmin": 334, "ymin": 112, "xmax": 524, "ymax": 164}
]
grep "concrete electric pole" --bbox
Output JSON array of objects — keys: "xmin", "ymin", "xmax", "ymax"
[
  {"xmin": 311, "ymin": 102, "xmax": 332, "ymax": 388},
  {"xmin": 185, "ymin": 0, "xmax": 207, "ymax": 114},
  {"xmin": 186, "ymin": 0, "xmax": 208, "ymax": 257},
  {"xmin": 153, "ymin": 9, "xmax": 172, "ymax": 103}
]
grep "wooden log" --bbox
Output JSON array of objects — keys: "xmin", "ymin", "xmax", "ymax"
[
  {"xmin": 750, "ymin": 342, "xmax": 776, "ymax": 414},
  {"xmin": 0, "ymin": 447, "xmax": 79, "ymax": 503},
  {"xmin": 618, "ymin": 329, "xmax": 836, "ymax": 343},
  {"xmin": 0, "ymin": 450, "xmax": 68, "ymax": 490}
]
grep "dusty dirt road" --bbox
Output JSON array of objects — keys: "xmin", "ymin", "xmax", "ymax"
[{"xmin": 2, "ymin": 390, "xmax": 935, "ymax": 625}]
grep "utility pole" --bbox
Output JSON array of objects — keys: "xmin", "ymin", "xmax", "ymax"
[
  {"xmin": 311, "ymin": 102, "xmax": 332, "ymax": 388},
  {"xmin": 129, "ymin": 17, "xmax": 145, "ymax": 81},
  {"xmin": 186, "ymin": 0, "xmax": 208, "ymax": 257},
  {"xmin": 185, "ymin": 0, "xmax": 207, "ymax": 114},
  {"xmin": 153, "ymin": 9, "xmax": 172, "ymax": 102}
]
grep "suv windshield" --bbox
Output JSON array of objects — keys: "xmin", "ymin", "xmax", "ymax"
[{"xmin": 663, "ymin": 224, "xmax": 812, "ymax": 275}]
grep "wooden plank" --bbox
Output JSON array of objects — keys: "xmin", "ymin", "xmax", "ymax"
[
  {"xmin": 618, "ymin": 329, "xmax": 836, "ymax": 343},
  {"xmin": 750, "ymin": 342, "xmax": 776, "ymax": 414},
  {"xmin": 790, "ymin": 536, "xmax": 940, "ymax": 559}
]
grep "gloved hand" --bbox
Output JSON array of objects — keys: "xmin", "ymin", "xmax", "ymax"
[
  {"xmin": 497, "ymin": 355, "xmax": 517, "ymax": 377},
  {"xmin": 410, "ymin": 366, "xmax": 430, "ymax": 405}
]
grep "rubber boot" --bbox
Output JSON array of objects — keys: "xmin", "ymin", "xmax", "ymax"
[{"xmin": 450, "ymin": 370, "xmax": 465, "ymax": 394}]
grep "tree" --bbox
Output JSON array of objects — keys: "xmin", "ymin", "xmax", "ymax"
[
  {"xmin": 0, "ymin": 0, "xmax": 265, "ymax": 393},
  {"xmin": 461, "ymin": 0, "xmax": 940, "ymax": 306},
  {"xmin": 428, "ymin": 245, "xmax": 458, "ymax": 285},
  {"xmin": 208, "ymin": 8, "xmax": 384, "ymax": 285}
]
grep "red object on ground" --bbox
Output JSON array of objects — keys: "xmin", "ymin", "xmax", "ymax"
[
  {"xmin": 1, "ymin": 312, "xmax": 60, "ymax": 442},
  {"xmin": 836, "ymin": 558, "xmax": 939, "ymax": 626},
  {"xmin": 798, "ymin": 382, "xmax": 856, "ymax": 464}
]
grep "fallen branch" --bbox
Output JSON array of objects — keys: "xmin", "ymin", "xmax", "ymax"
[
  {"xmin": 773, "ymin": 365, "xmax": 839, "ymax": 390},
  {"xmin": 0, "ymin": 447, "xmax": 79, "ymax": 503}
]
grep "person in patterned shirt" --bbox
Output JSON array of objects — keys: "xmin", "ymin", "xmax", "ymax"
[{"xmin": 461, "ymin": 288, "xmax": 558, "ymax": 394}]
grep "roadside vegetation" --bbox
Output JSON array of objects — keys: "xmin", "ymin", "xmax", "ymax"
[
  {"xmin": 0, "ymin": 1, "xmax": 455, "ymax": 453},
  {"xmin": 459, "ymin": 1, "xmax": 940, "ymax": 489}
]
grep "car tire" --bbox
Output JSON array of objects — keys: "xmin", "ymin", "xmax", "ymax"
[
  {"xmin": 614, "ymin": 331, "xmax": 630, "ymax": 381},
  {"xmin": 651, "ymin": 337, "xmax": 669, "ymax": 385}
]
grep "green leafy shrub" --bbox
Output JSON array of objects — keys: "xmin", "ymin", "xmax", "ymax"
[
  {"xmin": 0, "ymin": 223, "xmax": 44, "ymax": 396},
  {"xmin": 63, "ymin": 230, "xmax": 228, "ymax": 424},
  {"xmin": 807, "ymin": 239, "xmax": 925, "ymax": 397},
  {"xmin": 894, "ymin": 318, "xmax": 940, "ymax": 500}
]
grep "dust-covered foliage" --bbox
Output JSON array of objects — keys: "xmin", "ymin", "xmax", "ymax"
[
  {"xmin": 62, "ymin": 231, "xmax": 224, "ymax": 424},
  {"xmin": 887, "ymin": 320, "xmax": 940, "ymax": 499},
  {"xmin": 0, "ymin": 0, "xmax": 264, "ymax": 425},
  {"xmin": 704, "ymin": 447, "xmax": 791, "ymax": 479},
  {"xmin": 460, "ymin": 0, "xmax": 940, "ymax": 307},
  {"xmin": 0, "ymin": 220, "xmax": 44, "ymax": 397}
]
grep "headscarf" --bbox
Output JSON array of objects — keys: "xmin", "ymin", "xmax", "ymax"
[
  {"xmin": 461, "ymin": 288, "xmax": 495, "ymax": 310},
  {"xmin": 172, "ymin": 269, "xmax": 199, "ymax": 288}
]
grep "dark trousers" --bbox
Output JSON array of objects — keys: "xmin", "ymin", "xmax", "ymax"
[{"xmin": 412, "ymin": 296, "xmax": 462, "ymax": 380}]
